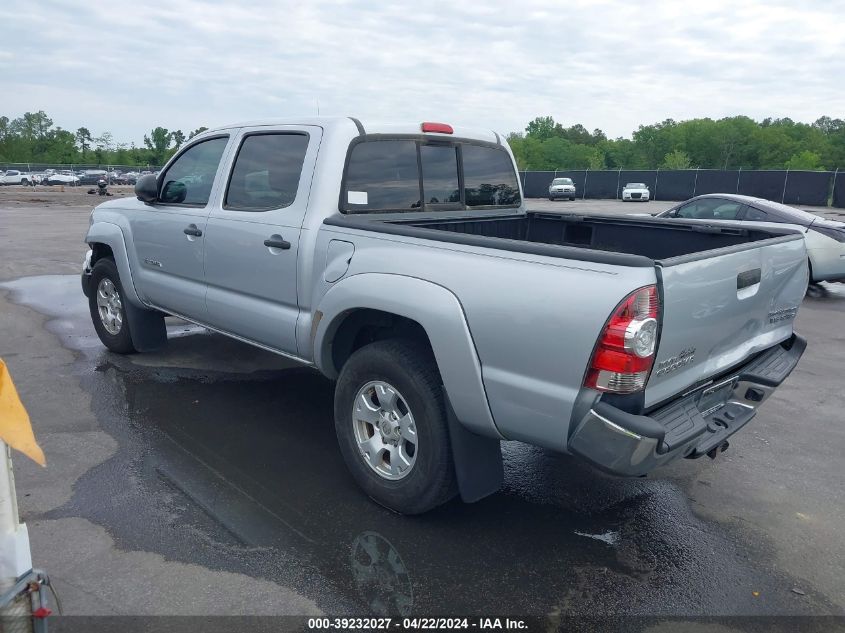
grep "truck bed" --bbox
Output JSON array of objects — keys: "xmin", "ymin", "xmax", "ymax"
[
  {"xmin": 325, "ymin": 211, "xmax": 801, "ymax": 266},
  {"xmin": 396, "ymin": 212, "xmax": 793, "ymax": 263}
]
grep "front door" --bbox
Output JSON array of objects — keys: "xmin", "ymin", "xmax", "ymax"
[
  {"xmin": 127, "ymin": 135, "xmax": 232, "ymax": 319},
  {"xmin": 203, "ymin": 126, "xmax": 321, "ymax": 355}
]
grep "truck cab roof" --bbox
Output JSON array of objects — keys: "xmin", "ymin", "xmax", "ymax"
[{"xmin": 202, "ymin": 117, "xmax": 502, "ymax": 145}]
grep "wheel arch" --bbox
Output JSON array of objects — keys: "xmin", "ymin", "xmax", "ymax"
[
  {"xmin": 86, "ymin": 221, "xmax": 144, "ymax": 307},
  {"xmin": 314, "ymin": 273, "xmax": 502, "ymax": 439}
]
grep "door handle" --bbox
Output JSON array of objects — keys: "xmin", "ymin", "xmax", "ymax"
[
  {"xmin": 264, "ymin": 237, "xmax": 291, "ymax": 250},
  {"xmin": 183, "ymin": 224, "xmax": 203, "ymax": 237}
]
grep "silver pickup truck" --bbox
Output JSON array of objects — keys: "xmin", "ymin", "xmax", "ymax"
[{"xmin": 81, "ymin": 117, "xmax": 807, "ymax": 514}]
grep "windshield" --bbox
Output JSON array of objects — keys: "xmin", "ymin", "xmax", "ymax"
[
  {"xmin": 552, "ymin": 178, "xmax": 573, "ymax": 185},
  {"xmin": 626, "ymin": 183, "xmax": 646, "ymax": 189}
]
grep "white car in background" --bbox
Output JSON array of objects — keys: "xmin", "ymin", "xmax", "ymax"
[
  {"xmin": 622, "ymin": 182, "xmax": 650, "ymax": 201},
  {"xmin": 657, "ymin": 194, "xmax": 845, "ymax": 297},
  {"xmin": 43, "ymin": 170, "xmax": 81, "ymax": 185},
  {"xmin": 548, "ymin": 177, "xmax": 576, "ymax": 201},
  {"xmin": 0, "ymin": 169, "xmax": 36, "ymax": 185}
]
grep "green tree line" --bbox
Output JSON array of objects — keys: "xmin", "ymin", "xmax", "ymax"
[
  {"xmin": 3, "ymin": 110, "xmax": 844, "ymax": 172},
  {"xmin": 508, "ymin": 115, "xmax": 845, "ymax": 171},
  {"xmin": 0, "ymin": 111, "xmax": 208, "ymax": 167}
]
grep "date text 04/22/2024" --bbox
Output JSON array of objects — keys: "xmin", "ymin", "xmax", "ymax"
[{"xmin": 307, "ymin": 617, "xmax": 528, "ymax": 630}]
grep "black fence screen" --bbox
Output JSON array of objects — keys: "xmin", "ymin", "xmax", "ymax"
[
  {"xmin": 692, "ymin": 170, "xmax": 740, "ymax": 196},
  {"xmin": 518, "ymin": 169, "xmax": 837, "ymax": 207},
  {"xmin": 833, "ymin": 171, "xmax": 845, "ymax": 209},
  {"xmin": 784, "ymin": 171, "xmax": 832, "ymax": 206},
  {"xmin": 738, "ymin": 170, "xmax": 786, "ymax": 201},
  {"xmin": 584, "ymin": 170, "xmax": 618, "ymax": 199},
  {"xmin": 655, "ymin": 170, "xmax": 697, "ymax": 200}
]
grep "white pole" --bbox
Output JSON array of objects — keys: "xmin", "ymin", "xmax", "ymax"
[
  {"xmin": 582, "ymin": 169, "xmax": 588, "ymax": 200},
  {"xmin": 693, "ymin": 167, "xmax": 699, "ymax": 197},
  {"xmin": 781, "ymin": 169, "xmax": 789, "ymax": 203},
  {"xmin": 831, "ymin": 168, "xmax": 839, "ymax": 208},
  {"xmin": 736, "ymin": 167, "xmax": 742, "ymax": 194},
  {"xmin": 654, "ymin": 168, "xmax": 660, "ymax": 201},
  {"xmin": 0, "ymin": 442, "xmax": 32, "ymax": 594},
  {"xmin": 616, "ymin": 168, "xmax": 621, "ymax": 199}
]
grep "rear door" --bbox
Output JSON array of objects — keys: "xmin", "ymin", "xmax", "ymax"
[
  {"xmin": 203, "ymin": 125, "xmax": 321, "ymax": 355},
  {"xmin": 645, "ymin": 233, "xmax": 807, "ymax": 408}
]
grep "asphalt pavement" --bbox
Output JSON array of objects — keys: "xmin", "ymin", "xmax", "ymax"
[{"xmin": 0, "ymin": 195, "xmax": 843, "ymax": 626}]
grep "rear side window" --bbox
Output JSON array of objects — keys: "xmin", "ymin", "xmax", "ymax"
[
  {"xmin": 159, "ymin": 136, "xmax": 228, "ymax": 205},
  {"xmin": 743, "ymin": 207, "xmax": 769, "ymax": 221},
  {"xmin": 462, "ymin": 144, "xmax": 521, "ymax": 207},
  {"xmin": 225, "ymin": 133, "xmax": 309, "ymax": 211},
  {"xmin": 341, "ymin": 137, "xmax": 520, "ymax": 213}
]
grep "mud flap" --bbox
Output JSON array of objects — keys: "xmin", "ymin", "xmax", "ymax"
[
  {"xmin": 443, "ymin": 389, "xmax": 503, "ymax": 503},
  {"xmin": 124, "ymin": 302, "xmax": 167, "ymax": 352}
]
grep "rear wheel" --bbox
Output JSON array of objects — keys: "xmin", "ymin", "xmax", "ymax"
[
  {"xmin": 88, "ymin": 258, "xmax": 138, "ymax": 353},
  {"xmin": 334, "ymin": 339, "xmax": 457, "ymax": 514}
]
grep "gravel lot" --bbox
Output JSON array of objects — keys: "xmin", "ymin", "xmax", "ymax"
[{"xmin": 0, "ymin": 187, "xmax": 843, "ymax": 625}]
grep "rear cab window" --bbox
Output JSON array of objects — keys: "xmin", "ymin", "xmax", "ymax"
[{"xmin": 341, "ymin": 137, "xmax": 520, "ymax": 213}]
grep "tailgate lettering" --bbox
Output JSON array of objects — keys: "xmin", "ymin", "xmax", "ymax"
[{"xmin": 655, "ymin": 347, "xmax": 696, "ymax": 377}]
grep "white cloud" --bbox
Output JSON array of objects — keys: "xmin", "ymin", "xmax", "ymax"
[{"xmin": 0, "ymin": 0, "xmax": 842, "ymax": 143}]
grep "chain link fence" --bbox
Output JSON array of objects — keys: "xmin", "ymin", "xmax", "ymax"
[{"xmin": 0, "ymin": 163, "xmax": 163, "ymax": 186}]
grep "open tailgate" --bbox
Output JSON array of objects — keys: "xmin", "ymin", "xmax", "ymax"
[{"xmin": 645, "ymin": 234, "xmax": 807, "ymax": 408}]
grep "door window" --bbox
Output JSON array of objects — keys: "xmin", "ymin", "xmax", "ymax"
[
  {"xmin": 159, "ymin": 136, "xmax": 229, "ymax": 205},
  {"xmin": 224, "ymin": 133, "xmax": 309, "ymax": 211},
  {"xmin": 676, "ymin": 198, "xmax": 742, "ymax": 220}
]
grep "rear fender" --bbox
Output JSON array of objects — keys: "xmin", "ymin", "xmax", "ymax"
[{"xmin": 314, "ymin": 273, "xmax": 502, "ymax": 441}]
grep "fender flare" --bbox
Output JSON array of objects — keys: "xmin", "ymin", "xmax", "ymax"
[
  {"xmin": 314, "ymin": 273, "xmax": 503, "ymax": 441},
  {"xmin": 85, "ymin": 221, "xmax": 144, "ymax": 308}
]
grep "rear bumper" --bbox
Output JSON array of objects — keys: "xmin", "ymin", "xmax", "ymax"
[{"xmin": 568, "ymin": 333, "xmax": 806, "ymax": 476}]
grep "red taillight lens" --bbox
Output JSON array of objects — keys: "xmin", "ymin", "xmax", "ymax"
[
  {"xmin": 421, "ymin": 122, "xmax": 453, "ymax": 134},
  {"xmin": 585, "ymin": 285, "xmax": 660, "ymax": 394}
]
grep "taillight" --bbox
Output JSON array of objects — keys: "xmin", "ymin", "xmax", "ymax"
[
  {"xmin": 585, "ymin": 285, "xmax": 660, "ymax": 394},
  {"xmin": 421, "ymin": 122, "xmax": 453, "ymax": 134}
]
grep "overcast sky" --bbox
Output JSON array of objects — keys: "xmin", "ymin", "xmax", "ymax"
[{"xmin": 1, "ymin": 0, "xmax": 843, "ymax": 144}]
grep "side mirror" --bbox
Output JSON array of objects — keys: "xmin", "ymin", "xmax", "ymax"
[{"xmin": 135, "ymin": 174, "xmax": 158, "ymax": 203}]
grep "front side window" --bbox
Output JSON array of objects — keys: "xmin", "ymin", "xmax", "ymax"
[
  {"xmin": 159, "ymin": 136, "xmax": 228, "ymax": 205},
  {"xmin": 224, "ymin": 133, "xmax": 309, "ymax": 211},
  {"xmin": 676, "ymin": 199, "xmax": 742, "ymax": 220},
  {"xmin": 342, "ymin": 138, "xmax": 520, "ymax": 213}
]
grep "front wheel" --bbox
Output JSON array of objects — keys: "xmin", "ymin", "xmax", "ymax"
[
  {"xmin": 334, "ymin": 339, "xmax": 457, "ymax": 514},
  {"xmin": 88, "ymin": 258, "xmax": 138, "ymax": 353}
]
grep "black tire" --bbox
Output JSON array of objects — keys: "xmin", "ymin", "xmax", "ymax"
[
  {"xmin": 570, "ymin": 196, "xmax": 575, "ymax": 201},
  {"xmin": 334, "ymin": 339, "xmax": 457, "ymax": 514},
  {"xmin": 548, "ymin": 197, "xmax": 554, "ymax": 201},
  {"xmin": 88, "ymin": 258, "xmax": 138, "ymax": 353}
]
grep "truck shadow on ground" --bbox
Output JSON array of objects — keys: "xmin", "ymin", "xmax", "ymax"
[{"xmin": 47, "ymin": 330, "xmax": 836, "ymax": 618}]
